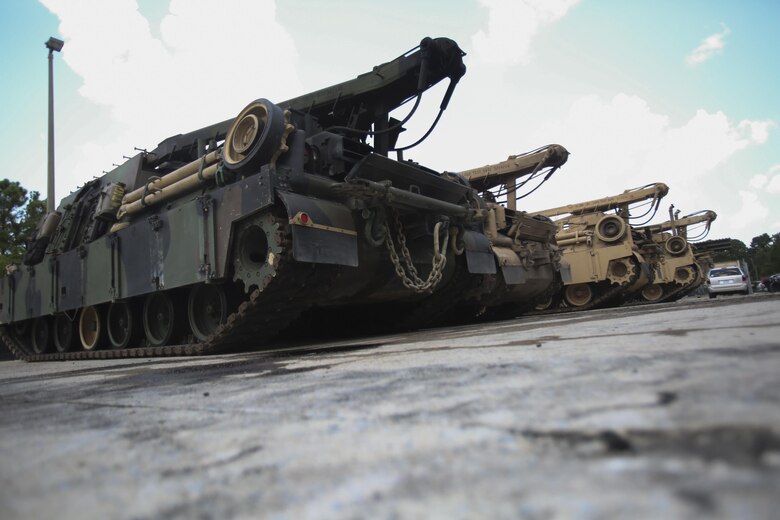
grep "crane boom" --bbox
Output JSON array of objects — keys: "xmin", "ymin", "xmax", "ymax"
[
  {"xmin": 458, "ymin": 144, "xmax": 569, "ymax": 192},
  {"xmin": 146, "ymin": 37, "xmax": 466, "ymax": 167},
  {"xmin": 530, "ymin": 183, "xmax": 669, "ymax": 218},
  {"xmin": 638, "ymin": 210, "xmax": 717, "ymax": 235}
]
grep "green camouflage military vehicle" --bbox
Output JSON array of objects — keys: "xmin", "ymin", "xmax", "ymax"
[
  {"xmin": 0, "ymin": 38, "xmax": 482, "ymax": 360},
  {"xmin": 1, "ymin": 37, "xmax": 518, "ymax": 361}
]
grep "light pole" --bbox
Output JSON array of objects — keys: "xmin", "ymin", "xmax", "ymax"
[{"xmin": 45, "ymin": 37, "xmax": 64, "ymax": 213}]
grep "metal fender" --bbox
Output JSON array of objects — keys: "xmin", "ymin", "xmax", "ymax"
[
  {"xmin": 492, "ymin": 246, "xmax": 526, "ymax": 284},
  {"xmin": 277, "ymin": 191, "xmax": 358, "ymax": 267},
  {"xmin": 462, "ymin": 230, "xmax": 497, "ymax": 275}
]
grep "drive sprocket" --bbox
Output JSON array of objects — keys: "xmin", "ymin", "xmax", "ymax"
[
  {"xmin": 606, "ymin": 257, "xmax": 636, "ymax": 285},
  {"xmin": 232, "ymin": 211, "xmax": 286, "ymax": 293}
]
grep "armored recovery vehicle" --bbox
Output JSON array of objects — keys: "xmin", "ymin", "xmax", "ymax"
[
  {"xmin": 0, "ymin": 37, "xmax": 510, "ymax": 361},
  {"xmin": 275, "ymin": 142, "xmax": 569, "ymax": 334},
  {"xmin": 453, "ymin": 145, "xmax": 570, "ymax": 317},
  {"xmin": 632, "ymin": 208, "xmax": 717, "ymax": 303},
  {"xmin": 528, "ymin": 183, "xmax": 669, "ymax": 310}
]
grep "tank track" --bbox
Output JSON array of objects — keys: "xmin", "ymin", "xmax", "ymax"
[
  {"xmin": 625, "ymin": 264, "xmax": 703, "ymax": 306},
  {"xmin": 393, "ymin": 256, "xmax": 488, "ymax": 331},
  {"xmin": 528, "ymin": 257, "xmax": 641, "ymax": 316},
  {"xmin": 627, "ymin": 280, "xmax": 696, "ymax": 306},
  {"xmin": 0, "ymin": 213, "xmax": 326, "ymax": 362}
]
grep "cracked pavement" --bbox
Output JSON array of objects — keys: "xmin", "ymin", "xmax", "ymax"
[{"xmin": 1, "ymin": 295, "xmax": 779, "ymax": 519}]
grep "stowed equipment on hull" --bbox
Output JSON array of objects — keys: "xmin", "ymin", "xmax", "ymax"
[
  {"xmin": 632, "ymin": 208, "xmax": 718, "ymax": 303},
  {"xmin": 529, "ymin": 183, "xmax": 669, "ymax": 310},
  {"xmin": 0, "ymin": 37, "xmax": 501, "ymax": 361}
]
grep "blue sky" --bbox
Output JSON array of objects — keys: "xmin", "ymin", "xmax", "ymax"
[{"xmin": 0, "ymin": 0, "xmax": 777, "ymax": 244}]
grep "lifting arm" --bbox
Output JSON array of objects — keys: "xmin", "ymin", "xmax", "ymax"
[
  {"xmin": 458, "ymin": 144, "xmax": 569, "ymax": 192},
  {"xmin": 530, "ymin": 183, "xmax": 669, "ymax": 219},
  {"xmin": 638, "ymin": 210, "xmax": 717, "ymax": 236},
  {"xmin": 147, "ymin": 37, "xmax": 466, "ymax": 166}
]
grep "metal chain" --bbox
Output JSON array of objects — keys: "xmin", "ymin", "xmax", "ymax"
[{"xmin": 385, "ymin": 210, "xmax": 449, "ymax": 293}]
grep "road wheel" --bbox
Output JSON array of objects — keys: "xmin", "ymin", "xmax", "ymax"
[
  {"xmin": 564, "ymin": 283, "xmax": 593, "ymax": 307},
  {"xmin": 107, "ymin": 301, "xmax": 137, "ymax": 349},
  {"xmin": 53, "ymin": 314, "xmax": 76, "ymax": 353},
  {"xmin": 641, "ymin": 284, "xmax": 664, "ymax": 302},
  {"xmin": 31, "ymin": 317, "xmax": 51, "ymax": 354},
  {"xmin": 143, "ymin": 292, "xmax": 178, "ymax": 347},
  {"xmin": 188, "ymin": 284, "xmax": 228, "ymax": 342},
  {"xmin": 79, "ymin": 305, "xmax": 106, "ymax": 351}
]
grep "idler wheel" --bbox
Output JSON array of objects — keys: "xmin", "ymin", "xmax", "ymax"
[
  {"xmin": 564, "ymin": 283, "xmax": 593, "ymax": 307},
  {"xmin": 188, "ymin": 284, "xmax": 229, "ymax": 342},
  {"xmin": 223, "ymin": 99, "xmax": 285, "ymax": 175},
  {"xmin": 665, "ymin": 236, "xmax": 688, "ymax": 256},
  {"xmin": 107, "ymin": 301, "xmax": 137, "ymax": 349},
  {"xmin": 79, "ymin": 305, "xmax": 106, "ymax": 351},
  {"xmin": 641, "ymin": 283, "xmax": 664, "ymax": 302},
  {"xmin": 143, "ymin": 292, "xmax": 177, "ymax": 347},
  {"xmin": 31, "ymin": 317, "xmax": 52, "ymax": 354},
  {"xmin": 595, "ymin": 215, "xmax": 626, "ymax": 243},
  {"xmin": 53, "ymin": 314, "xmax": 76, "ymax": 353}
]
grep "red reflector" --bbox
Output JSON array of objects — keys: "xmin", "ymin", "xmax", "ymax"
[{"xmin": 299, "ymin": 212, "xmax": 310, "ymax": 224}]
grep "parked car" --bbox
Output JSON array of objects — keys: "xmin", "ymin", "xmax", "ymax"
[
  {"xmin": 767, "ymin": 273, "xmax": 780, "ymax": 293},
  {"xmin": 707, "ymin": 266, "xmax": 749, "ymax": 298}
]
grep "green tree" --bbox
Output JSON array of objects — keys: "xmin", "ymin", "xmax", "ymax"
[
  {"xmin": 712, "ymin": 239, "xmax": 748, "ymax": 263},
  {"xmin": 750, "ymin": 232, "xmax": 780, "ymax": 278},
  {"xmin": 0, "ymin": 179, "xmax": 47, "ymax": 274},
  {"xmin": 750, "ymin": 233, "xmax": 772, "ymax": 251}
]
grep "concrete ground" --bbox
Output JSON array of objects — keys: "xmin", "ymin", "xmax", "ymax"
[{"xmin": 1, "ymin": 294, "xmax": 779, "ymax": 519}]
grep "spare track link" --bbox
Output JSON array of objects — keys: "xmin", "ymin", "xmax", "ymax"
[{"xmin": 1, "ymin": 213, "xmax": 323, "ymax": 362}]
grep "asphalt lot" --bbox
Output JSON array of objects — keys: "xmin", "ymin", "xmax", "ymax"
[{"xmin": 1, "ymin": 294, "xmax": 779, "ymax": 519}]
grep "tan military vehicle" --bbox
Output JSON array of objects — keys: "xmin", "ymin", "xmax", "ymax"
[
  {"xmin": 633, "ymin": 208, "xmax": 717, "ymax": 302},
  {"xmin": 456, "ymin": 144, "xmax": 570, "ymax": 316},
  {"xmin": 528, "ymin": 183, "xmax": 669, "ymax": 310}
]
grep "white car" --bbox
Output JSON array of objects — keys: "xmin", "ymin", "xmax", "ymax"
[{"xmin": 707, "ymin": 267, "xmax": 749, "ymax": 298}]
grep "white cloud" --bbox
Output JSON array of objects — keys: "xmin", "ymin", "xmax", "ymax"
[
  {"xmin": 471, "ymin": 0, "xmax": 580, "ymax": 65},
  {"xmin": 767, "ymin": 175, "xmax": 780, "ymax": 195},
  {"xmin": 731, "ymin": 190, "xmax": 770, "ymax": 229},
  {"xmin": 517, "ymin": 93, "xmax": 775, "ymax": 242},
  {"xmin": 530, "ymin": 93, "xmax": 771, "ymax": 186},
  {"xmin": 39, "ymin": 0, "xmax": 300, "ymax": 196},
  {"xmin": 749, "ymin": 174, "xmax": 768, "ymax": 189},
  {"xmin": 738, "ymin": 120, "xmax": 776, "ymax": 144},
  {"xmin": 751, "ymin": 164, "xmax": 780, "ymax": 194},
  {"xmin": 686, "ymin": 23, "xmax": 730, "ymax": 65}
]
